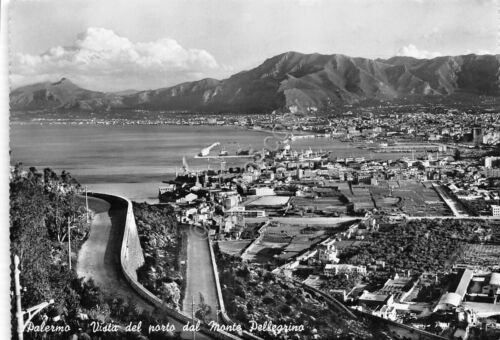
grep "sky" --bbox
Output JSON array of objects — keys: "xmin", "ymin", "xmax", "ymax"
[{"xmin": 8, "ymin": 0, "xmax": 499, "ymax": 91}]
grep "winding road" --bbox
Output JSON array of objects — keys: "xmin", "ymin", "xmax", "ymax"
[
  {"xmin": 76, "ymin": 194, "xmax": 214, "ymax": 340},
  {"xmin": 76, "ymin": 195, "xmax": 153, "ymax": 309}
]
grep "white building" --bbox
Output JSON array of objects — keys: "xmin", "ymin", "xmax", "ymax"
[
  {"xmin": 225, "ymin": 206, "xmax": 266, "ymax": 217},
  {"xmin": 224, "ymin": 195, "xmax": 240, "ymax": 210},
  {"xmin": 250, "ymin": 187, "xmax": 275, "ymax": 196},
  {"xmin": 483, "ymin": 132, "xmax": 500, "ymax": 145},
  {"xmin": 176, "ymin": 193, "xmax": 198, "ymax": 204},
  {"xmin": 317, "ymin": 239, "xmax": 339, "ymax": 264},
  {"xmin": 159, "ymin": 184, "xmax": 176, "ymax": 194},
  {"xmin": 492, "ymin": 205, "xmax": 500, "ymax": 216},
  {"xmin": 372, "ymin": 305, "xmax": 397, "ymax": 321},
  {"xmin": 324, "ymin": 264, "xmax": 367, "ymax": 277}
]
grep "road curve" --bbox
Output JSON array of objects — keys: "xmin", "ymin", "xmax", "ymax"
[
  {"xmin": 76, "ymin": 195, "xmax": 153, "ymax": 310},
  {"xmin": 76, "ymin": 195, "xmax": 214, "ymax": 340}
]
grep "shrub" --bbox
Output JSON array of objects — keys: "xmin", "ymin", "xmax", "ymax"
[
  {"xmin": 262, "ymin": 296, "xmax": 274, "ymax": 305},
  {"xmin": 280, "ymin": 305, "xmax": 291, "ymax": 314}
]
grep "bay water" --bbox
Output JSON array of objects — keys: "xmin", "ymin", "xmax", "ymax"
[{"xmin": 10, "ymin": 123, "xmax": 401, "ymax": 202}]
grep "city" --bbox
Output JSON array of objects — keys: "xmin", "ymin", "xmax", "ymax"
[
  {"xmin": 9, "ymin": 99, "xmax": 500, "ymax": 340},
  {"xmin": 148, "ymin": 104, "xmax": 500, "ymax": 339},
  {"xmin": 7, "ymin": 0, "xmax": 500, "ymax": 339}
]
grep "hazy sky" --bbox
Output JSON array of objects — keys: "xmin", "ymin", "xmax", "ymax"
[{"xmin": 9, "ymin": 0, "xmax": 498, "ymax": 91}]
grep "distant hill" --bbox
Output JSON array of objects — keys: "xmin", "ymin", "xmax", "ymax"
[
  {"xmin": 10, "ymin": 78, "xmax": 122, "ymax": 111},
  {"xmin": 10, "ymin": 52, "xmax": 500, "ymax": 113}
]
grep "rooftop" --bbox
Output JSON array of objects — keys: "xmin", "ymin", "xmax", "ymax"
[{"xmin": 359, "ymin": 291, "xmax": 390, "ymax": 302}]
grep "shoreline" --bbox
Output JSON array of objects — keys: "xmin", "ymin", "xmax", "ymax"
[{"xmin": 11, "ymin": 123, "xmax": 430, "ymax": 191}]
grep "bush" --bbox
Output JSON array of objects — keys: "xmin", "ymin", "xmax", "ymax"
[
  {"xmin": 262, "ymin": 296, "xmax": 274, "ymax": 305},
  {"xmin": 80, "ymin": 279, "xmax": 104, "ymax": 309},
  {"xmin": 235, "ymin": 286, "xmax": 246, "ymax": 299},
  {"xmin": 280, "ymin": 305, "xmax": 291, "ymax": 314},
  {"xmin": 236, "ymin": 266, "xmax": 250, "ymax": 278}
]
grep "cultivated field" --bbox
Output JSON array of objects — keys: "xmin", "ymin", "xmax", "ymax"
[
  {"xmin": 217, "ymin": 240, "xmax": 252, "ymax": 256},
  {"xmin": 371, "ymin": 180, "xmax": 451, "ymax": 216},
  {"xmin": 456, "ymin": 243, "xmax": 500, "ymax": 270},
  {"xmin": 242, "ymin": 219, "xmax": 357, "ymax": 263},
  {"xmin": 245, "ymin": 195, "xmax": 290, "ymax": 206},
  {"xmin": 290, "ymin": 196, "xmax": 347, "ymax": 213}
]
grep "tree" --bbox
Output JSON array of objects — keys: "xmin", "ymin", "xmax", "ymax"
[
  {"xmin": 195, "ymin": 293, "xmax": 212, "ymax": 323},
  {"xmin": 80, "ymin": 279, "xmax": 104, "ymax": 309}
]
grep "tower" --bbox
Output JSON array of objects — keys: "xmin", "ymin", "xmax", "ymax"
[
  {"xmin": 473, "ymin": 127, "xmax": 482, "ymax": 146},
  {"xmin": 297, "ymin": 165, "xmax": 303, "ymax": 179},
  {"xmin": 195, "ymin": 172, "xmax": 201, "ymax": 187}
]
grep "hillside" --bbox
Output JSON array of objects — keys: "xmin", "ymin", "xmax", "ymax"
[
  {"xmin": 11, "ymin": 52, "xmax": 500, "ymax": 113},
  {"xmin": 10, "ymin": 78, "xmax": 124, "ymax": 111}
]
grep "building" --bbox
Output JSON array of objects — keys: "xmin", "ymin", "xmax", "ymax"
[
  {"xmin": 435, "ymin": 269, "xmax": 473, "ymax": 311},
  {"xmin": 317, "ymin": 239, "xmax": 339, "ymax": 264},
  {"xmin": 483, "ymin": 131, "xmax": 500, "ymax": 145},
  {"xmin": 159, "ymin": 184, "xmax": 176, "ymax": 195},
  {"xmin": 473, "ymin": 127, "xmax": 483, "ymax": 146},
  {"xmin": 485, "ymin": 168, "xmax": 500, "ymax": 178},
  {"xmin": 491, "ymin": 272, "xmax": 500, "ymax": 292},
  {"xmin": 250, "ymin": 186, "xmax": 275, "ymax": 196},
  {"xmin": 372, "ymin": 304, "xmax": 397, "ymax": 321},
  {"xmin": 179, "ymin": 207, "xmax": 198, "ymax": 223},
  {"xmin": 466, "ymin": 272, "xmax": 500, "ymax": 299},
  {"xmin": 176, "ymin": 193, "xmax": 198, "ymax": 204},
  {"xmin": 492, "ymin": 205, "xmax": 500, "ymax": 217},
  {"xmin": 324, "ymin": 264, "xmax": 367, "ymax": 277},
  {"xmin": 485, "ymin": 156, "xmax": 500, "ymax": 169},
  {"xmin": 378, "ymin": 274, "xmax": 416, "ymax": 302},
  {"xmin": 223, "ymin": 195, "xmax": 240, "ymax": 210},
  {"xmin": 296, "ymin": 168, "xmax": 303, "ymax": 179},
  {"xmin": 225, "ymin": 206, "xmax": 266, "ymax": 218},
  {"xmin": 358, "ymin": 291, "xmax": 394, "ymax": 309}
]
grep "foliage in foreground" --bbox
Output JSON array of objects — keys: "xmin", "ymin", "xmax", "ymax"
[
  {"xmin": 133, "ymin": 203, "xmax": 184, "ymax": 310},
  {"xmin": 10, "ymin": 165, "xmax": 87, "ymax": 313},
  {"xmin": 214, "ymin": 243, "xmax": 378, "ymax": 340},
  {"xmin": 10, "ymin": 166, "xmax": 179, "ymax": 340}
]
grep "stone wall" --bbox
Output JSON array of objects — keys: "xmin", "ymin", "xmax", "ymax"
[
  {"xmin": 91, "ymin": 193, "xmax": 243, "ymax": 340},
  {"xmin": 120, "ymin": 196, "xmax": 145, "ymax": 281},
  {"xmin": 208, "ymin": 237, "xmax": 263, "ymax": 340}
]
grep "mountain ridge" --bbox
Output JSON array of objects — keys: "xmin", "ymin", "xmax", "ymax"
[{"xmin": 11, "ymin": 52, "xmax": 500, "ymax": 113}]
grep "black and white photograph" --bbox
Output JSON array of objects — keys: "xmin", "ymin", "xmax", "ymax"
[{"xmin": 6, "ymin": 0, "xmax": 500, "ymax": 339}]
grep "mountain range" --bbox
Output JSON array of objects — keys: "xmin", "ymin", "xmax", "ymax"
[{"xmin": 10, "ymin": 52, "xmax": 500, "ymax": 113}]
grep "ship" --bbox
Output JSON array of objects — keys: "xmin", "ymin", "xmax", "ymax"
[
  {"xmin": 297, "ymin": 147, "xmax": 322, "ymax": 162},
  {"xmin": 194, "ymin": 142, "xmax": 254, "ymax": 159},
  {"xmin": 236, "ymin": 149, "xmax": 250, "ymax": 155},
  {"xmin": 219, "ymin": 147, "xmax": 228, "ymax": 156},
  {"xmin": 236, "ymin": 144, "xmax": 253, "ymax": 155}
]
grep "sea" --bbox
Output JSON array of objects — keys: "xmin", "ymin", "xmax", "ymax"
[{"xmin": 10, "ymin": 123, "xmax": 406, "ymax": 203}]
